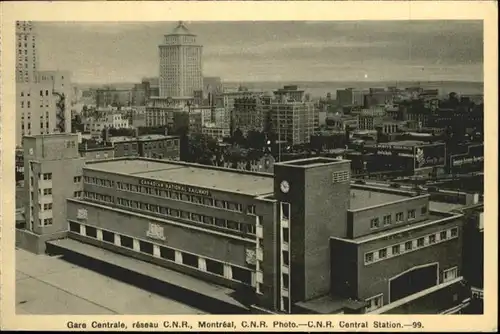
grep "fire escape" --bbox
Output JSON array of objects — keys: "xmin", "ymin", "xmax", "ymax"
[{"xmin": 53, "ymin": 91, "xmax": 66, "ymax": 133}]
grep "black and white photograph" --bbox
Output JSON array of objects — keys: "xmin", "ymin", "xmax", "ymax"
[{"xmin": 1, "ymin": 1, "xmax": 497, "ymax": 332}]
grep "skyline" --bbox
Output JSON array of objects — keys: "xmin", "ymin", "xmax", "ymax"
[{"xmin": 34, "ymin": 20, "xmax": 484, "ymax": 84}]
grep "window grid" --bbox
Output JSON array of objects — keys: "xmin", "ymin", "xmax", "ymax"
[
  {"xmin": 364, "ymin": 227, "xmax": 459, "ymax": 265},
  {"xmin": 105, "ymin": 179, "xmax": 247, "ymax": 214},
  {"xmin": 69, "ymin": 220, "xmax": 254, "ymax": 286},
  {"xmin": 113, "ymin": 196, "xmax": 256, "ymax": 237}
]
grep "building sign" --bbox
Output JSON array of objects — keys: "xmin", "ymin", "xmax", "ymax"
[
  {"xmin": 245, "ymin": 249, "xmax": 257, "ymax": 265},
  {"xmin": 77, "ymin": 208, "xmax": 88, "ymax": 220},
  {"xmin": 365, "ymin": 144, "xmax": 415, "ymax": 157},
  {"xmin": 146, "ymin": 222, "xmax": 166, "ymax": 241},
  {"xmin": 449, "ymin": 144, "xmax": 484, "ymax": 173},
  {"xmin": 414, "ymin": 144, "xmax": 446, "ymax": 169},
  {"xmin": 139, "ymin": 179, "xmax": 211, "ymax": 197}
]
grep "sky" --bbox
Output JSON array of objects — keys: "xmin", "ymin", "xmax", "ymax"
[{"xmin": 33, "ymin": 21, "xmax": 483, "ymax": 84}]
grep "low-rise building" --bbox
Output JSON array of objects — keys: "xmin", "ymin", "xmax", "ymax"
[
  {"xmin": 21, "ymin": 156, "xmax": 471, "ymax": 315},
  {"xmin": 110, "ymin": 134, "xmax": 180, "ymax": 160}
]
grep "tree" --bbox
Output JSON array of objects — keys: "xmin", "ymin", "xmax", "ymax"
[
  {"xmin": 246, "ymin": 130, "xmax": 266, "ymax": 150},
  {"xmin": 232, "ymin": 128, "xmax": 245, "ymax": 146}
]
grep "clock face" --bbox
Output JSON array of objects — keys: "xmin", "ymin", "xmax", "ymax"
[{"xmin": 280, "ymin": 180, "xmax": 290, "ymax": 193}]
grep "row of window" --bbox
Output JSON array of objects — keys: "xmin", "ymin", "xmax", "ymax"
[
  {"xmin": 84, "ymin": 177, "xmax": 256, "ymax": 215},
  {"xmin": 369, "ymin": 207, "xmax": 426, "ymax": 229},
  {"xmin": 68, "ymin": 221, "xmax": 253, "ymax": 285},
  {"xmin": 364, "ymin": 227, "xmax": 459, "ymax": 265},
  {"xmin": 39, "ymin": 218, "xmax": 53, "ymax": 227},
  {"xmin": 82, "ymin": 191, "xmax": 257, "ymax": 236}
]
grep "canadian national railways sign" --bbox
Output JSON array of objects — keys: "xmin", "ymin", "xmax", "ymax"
[{"xmin": 139, "ymin": 179, "xmax": 211, "ymax": 197}]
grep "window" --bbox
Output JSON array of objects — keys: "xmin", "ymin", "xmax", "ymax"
[
  {"xmin": 440, "ymin": 231, "xmax": 448, "ymax": 241},
  {"xmin": 408, "ymin": 209, "xmax": 416, "ymax": 220},
  {"xmin": 405, "ymin": 241, "xmax": 413, "ymax": 251},
  {"xmin": 282, "ymin": 227, "xmax": 289, "ymax": 243},
  {"xmin": 443, "ymin": 267, "xmax": 458, "ymax": 282},
  {"xmin": 417, "ymin": 237, "xmax": 425, "ymax": 247},
  {"xmin": 247, "ymin": 205, "xmax": 256, "ymax": 215},
  {"xmin": 365, "ymin": 252, "xmax": 374, "ymax": 263},
  {"xmin": 378, "ymin": 249, "xmax": 387, "ymax": 259},
  {"xmin": 206, "ymin": 259, "xmax": 224, "ymax": 275},
  {"xmin": 42, "ymin": 173, "xmax": 52, "ymax": 180},
  {"xmin": 139, "ymin": 241, "xmax": 153, "ymax": 255},
  {"xmin": 395, "ymin": 212, "xmax": 404, "ymax": 222},
  {"xmin": 282, "ymin": 274, "xmax": 290, "ymax": 289},
  {"xmin": 160, "ymin": 247, "xmax": 175, "ymax": 261},
  {"xmin": 182, "ymin": 252, "xmax": 198, "ymax": 268},
  {"xmin": 282, "ymin": 251, "xmax": 289, "ymax": 266},
  {"xmin": 383, "ymin": 215, "xmax": 392, "ymax": 226},
  {"xmin": 281, "ymin": 202, "xmax": 290, "ymax": 221},
  {"xmin": 451, "ymin": 228, "xmax": 458, "ymax": 237},
  {"xmin": 215, "ymin": 218, "xmax": 226, "ymax": 228},
  {"xmin": 392, "ymin": 245, "xmax": 400, "ymax": 255},
  {"xmin": 69, "ymin": 221, "xmax": 80, "ymax": 233},
  {"xmin": 43, "ymin": 203, "xmax": 52, "ymax": 210},
  {"xmin": 102, "ymin": 230, "xmax": 114, "ymax": 243},
  {"xmin": 120, "ymin": 235, "xmax": 134, "ymax": 249},
  {"xmin": 85, "ymin": 226, "xmax": 97, "ymax": 238},
  {"xmin": 428, "ymin": 234, "xmax": 436, "ymax": 244},
  {"xmin": 43, "ymin": 188, "xmax": 52, "ymax": 195},
  {"xmin": 232, "ymin": 266, "xmax": 252, "ymax": 285},
  {"xmin": 73, "ymin": 176, "xmax": 82, "ymax": 183},
  {"xmin": 421, "ymin": 206, "xmax": 427, "ymax": 214},
  {"xmin": 370, "ymin": 218, "xmax": 380, "ymax": 229},
  {"xmin": 365, "ymin": 294, "xmax": 383, "ymax": 312}
]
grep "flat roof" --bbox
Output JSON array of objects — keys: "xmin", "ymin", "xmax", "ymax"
[
  {"xmin": 16, "ymin": 248, "xmax": 204, "ymax": 315},
  {"xmin": 384, "ymin": 140, "xmax": 426, "ymax": 146},
  {"xmin": 429, "ymin": 201, "xmax": 465, "ymax": 213},
  {"xmin": 86, "ymin": 159, "xmax": 274, "ymax": 196},
  {"xmin": 295, "ymin": 295, "xmax": 366, "ymax": 314},
  {"xmin": 353, "ymin": 212, "xmax": 451, "ymax": 243},
  {"xmin": 349, "ymin": 188, "xmax": 408, "ymax": 210},
  {"xmin": 46, "ymin": 239, "xmax": 244, "ymax": 311}
]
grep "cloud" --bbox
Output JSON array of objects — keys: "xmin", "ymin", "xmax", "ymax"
[{"xmin": 33, "ymin": 21, "xmax": 483, "ymax": 84}]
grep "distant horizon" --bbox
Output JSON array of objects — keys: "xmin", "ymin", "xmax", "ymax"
[
  {"xmin": 35, "ymin": 21, "xmax": 483, "ymax": 84},
  {"xmin": 67, "ymin": 76, "xmax": 486, "ymax": 88}
]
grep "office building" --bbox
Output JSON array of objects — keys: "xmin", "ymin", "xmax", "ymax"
[
  {"xmin": 159, "ymin": 21, "xmax": 203, "ymax": 98},
  {"xmin": 336, "ymin": 89, "xmax": 354, "ymax": 107},
  {"xmin": 34, "ymin": 156, "xmax": 469, "ymax": 314},
  {"xmin": 202, "ymin": 124, "xmax": 231, "ymax": 141},
  {"xmin": 17, "ymin": 134, "xmax": 85, "ymax": 253},
  {"xmin": 16, "ymin": 21, "xmax": 73, "ymax": 146},
  {"xmin": 273, "ymin": 85, "xmax": 305, "ymax": 102},
  {"xmin": 16, "ymin": 82, "xmax": 57, "ymax": 147},
  {"xmin": 82, "ymin": 113, "xmax": 130, "ymax": 136},
  {"xmin": 16, "ymin": 21, "xmax": 38, "ymax": 83},
  {"xmin": 363, "ymin": 140, "xmax": 447, "ymax": 177},
  {"xmin": 110, "ymin": 134, "xmax": 180, "ymax": 160},
  {"xmin": 233, "ymin": 96, "xmax": 270, "ymax": 135},
  {"xmin": 95, "ymin": 88, "xmax": 132, "ymax": 108},
  {"xmin": 269, "ymin": 100, "xmax": 318, "ymax": 145},
  {"xmin": 78, "ymin": 142, "xmax": 115, "ymax": 161}
]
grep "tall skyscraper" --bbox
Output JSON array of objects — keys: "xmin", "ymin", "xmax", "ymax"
[
  {"xmin": 16, "ymin": 21, "xmax": 38, "ymax": 83},
  {"xmin": 15, "ymin": 22, "xmax": 73, "ymax": 147},
  {"xmin": 158, "ymin": 21, "xmax": 203, "ymax": 98}
]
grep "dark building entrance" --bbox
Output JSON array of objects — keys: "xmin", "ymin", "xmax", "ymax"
[{"xmin": 390, "ymin": 263, "xmax": 438, "ymax": 303}]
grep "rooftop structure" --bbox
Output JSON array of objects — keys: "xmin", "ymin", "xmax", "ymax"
[{"xmin": 85, "ymin": 158, "xmax": 274, "ymax": 196}]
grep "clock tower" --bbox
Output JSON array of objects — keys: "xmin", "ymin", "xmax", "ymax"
[{"xmin": 273, "ymin": 157, "xmax": 351, "ymax": 312}]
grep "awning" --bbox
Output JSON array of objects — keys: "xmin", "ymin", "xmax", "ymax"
[{"xmin": 46, "ymin": 238, "xmax": 248, "ymax": 310}]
